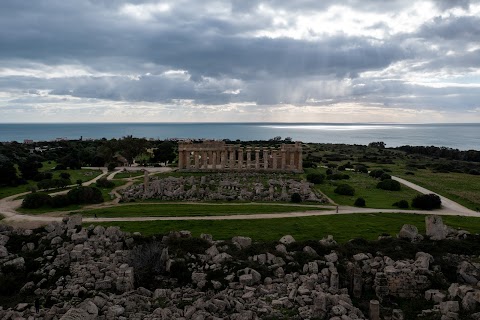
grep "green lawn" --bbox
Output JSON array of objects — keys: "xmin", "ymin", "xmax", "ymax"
[
  {"xmin": 395, "ymin": 169, "xmax": 480, "ymax": 211},
  {"xmin": 0, "ymin": 168, "xmax": 103, "ymax": 200},
  {"xmin": 92, "ymin": 179, "xmax": 129, "ymax": 201},
  {"xmin": 113, "ymin": 171, "xmax": 145, "ymax": 179},
  {"xmin": 88, "ymin": 212, "xmax": 480, "ymax": 242},
  {"xmin": 17, "ymin": 204, "xmax": 82, "ymax": 215},
  {"xmin": 305, "ymin": 168, "xmax": 421, "ymax": 208},
  {"xmin": 79, "ymin": 203, "xmax": 325, "ymax": 218}
]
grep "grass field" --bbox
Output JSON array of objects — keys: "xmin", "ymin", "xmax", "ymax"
[
  {"xmin": 17, "ymin": 204, "xmax": 82, "ymax": 215},
  {"xmin": 89, "ymin": 212, "xmax": 480, "ymax": 242},
  {"xmin": 79, "ymin": 203, "xmax": 325, "ymax": 217},
  {"xmin": 0, "ymin": 167, "xmax": 103, "ymax": 200},
  {"xmin": 112, "ymin": 171, "xmax": 145, "ymax": 179},
  {"xmin": 395, "ymin": 169, "xmax": 480, "ymax": 211},
  {"xmin": 304, "ymin": 168, "xmax": 421, "ymax": 208}
]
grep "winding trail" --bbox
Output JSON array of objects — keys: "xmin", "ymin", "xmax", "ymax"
[{"xmin": 0, "ymin": 169, "xmax": 478, "ymax": 229}]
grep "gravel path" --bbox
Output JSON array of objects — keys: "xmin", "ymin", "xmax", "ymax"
[{"xmin": 0, "ymin": 170, "xmax": 478, "ymax": 228}]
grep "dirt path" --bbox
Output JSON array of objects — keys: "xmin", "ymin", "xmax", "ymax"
[{"xmin": 1, "ymin": 171, "xmax": 479, "ymax": 228}]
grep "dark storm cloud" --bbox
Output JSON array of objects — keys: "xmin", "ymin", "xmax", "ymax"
[{"xmin": 1, "ymin": 0, "xmax": 480, "ymax": 120}]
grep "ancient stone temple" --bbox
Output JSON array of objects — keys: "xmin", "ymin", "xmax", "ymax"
[{"xmin": 177, "ymin": 141, "xmax": 303, "ymax": 172}]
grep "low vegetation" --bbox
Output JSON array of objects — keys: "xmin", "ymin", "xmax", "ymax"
[
  {"xmin": 79, "ymin": 203, "xmax": 324, "ymax": 218},
  {"xmin": 90, "ymin": 212, "xmax": 480, "ymax": 242}
]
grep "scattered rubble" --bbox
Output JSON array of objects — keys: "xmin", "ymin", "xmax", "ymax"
[{"xmin": 0, "ymin": 215, "xmax": 479, "ymax": 319}]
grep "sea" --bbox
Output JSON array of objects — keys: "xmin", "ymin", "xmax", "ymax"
[{"xmin": 0, "ymin": 123, "xmax": 479, "ymax": 151}]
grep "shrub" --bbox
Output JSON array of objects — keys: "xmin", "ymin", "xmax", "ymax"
[
  {"xmin": 376, "ymin": 179, "xmax": 401, "ymax": 191},
  {"xmin": 334, "ymin": 184, "xmax": 355, "ymax": 196},
  {"xmin": 291, "ymin": 193, "xmax": 302, "ymax": 203},
  {"xmin": 54, "ymin": 164, "xmax": 67, "ymax": 170},
  {"xmin": 354, "ymin": 197, "xmax": 366, "ymax": 207},
  {"xmin": 411, "ymin": 194, "xmax": 441, "ymax": 210},
  {"xmin": 33, "ymin": 172, "xmax": 53, "ymax": 182},
  {"xmin": 107, "ymin": 163, "xmax": 117, "ymax": 171},
  {"xmin": 302, "ymin": 161, "xmax": 317, "ymax": 169},
  {"xmin": 326, "ymin": 168, "xmax": 333, "ymax": 175},
  {"xmin": 50, "ymin": 194, "xmax": 71, "ymax": 208},
  {"xmin": 22, "ymin": 193, "xmax": 52, "ymax": 209},
  {"xmin": 405, "ymin": 171, "xmax": 415, "ymax": 175},
  {"xmin": 67, "ymin": 186, "xmax": 104, "ymax": 205},
  {"xmin": 469, "ymin": 169, "xmax": 480, "ymax": 175},
  {"xmin": 380, "ymin": 173, "xmax": 392, "ymax": 181},
  {"xmin": 60, "ymin": 172, "xmax": 71, "ymax": 180},
  {"xmin": 327, "ymin": 173, "xmax": 350, "ymax": 180},
  {"xmin": 354, "ymin": 165, "xmax": 368, "ymax": 173},
  {"xmin": 369, "ymin": 169, "xmax": 384, "ymax": 178},
  {"xmin": 96, "ymin": 177, "xmax": 115, "ymax": 188},
  {"xmin": 306, "ymin": 173, "xmax": 325, "ymax": 184},
  {"xmin": 393, "ymin": 200, "xmax": 409, "ymax": 209}
]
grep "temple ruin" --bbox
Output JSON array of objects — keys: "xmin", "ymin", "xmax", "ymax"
[{"xmin": 177, "ymin": 141, "xmax": 303, "ymax": 172}]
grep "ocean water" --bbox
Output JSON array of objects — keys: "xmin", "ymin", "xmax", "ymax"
[{"xmin": 0, "ymin": 123, "xmax": 479, "ymax": 150}]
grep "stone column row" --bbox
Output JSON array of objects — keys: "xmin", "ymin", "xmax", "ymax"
[{"xmin": 178, "ymin": 144, "xmax": 303, "ymax": 171}]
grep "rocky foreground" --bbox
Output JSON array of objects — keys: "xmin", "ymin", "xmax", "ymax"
[{"xmin": 0, "ymin": 215, "xmax": 479, "ymax": 320}]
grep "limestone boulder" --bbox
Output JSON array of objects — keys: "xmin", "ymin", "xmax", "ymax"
[
  {"xmin": 425, "ymin": 215, "xmax": 447, "ymax": 240},
  {"xmin": 279, "ymin": 235, "xmax": 295, "ymax": 245},
  {"xmin": 232, "ymin": 236, "xmax": 252, "ymax": 249},
  {"xmin": 398, "ymin": 224, "xmax": 423, "ymax": 242}
]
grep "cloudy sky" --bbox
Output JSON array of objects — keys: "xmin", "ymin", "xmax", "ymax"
[{"xmin": 1, "ymin": 0, "xmax": 480, "ymax": 123}]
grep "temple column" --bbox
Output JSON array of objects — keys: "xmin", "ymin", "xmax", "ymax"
[
  {"xmin": 229, "ymin": 148, "xmax": 235, "ymax": 170},
  {"xmin": 297, "ymin": 150, "xmax": 303, "ymax": 171},
  {"xmin": 194, "ymin": 152, "xmax": 200, "ymax": 169},
  {"xmin": 255, "ymin": 149, "xmax": 260, "ymax": 170},
  {"xmin": 212, "ymin": 151, "xmax": 217, "ymax": 169},
  {"xmin": 281, "ymin": 150, "xmax": 286, "ymax": 169},
  {"xmin": 290, "ymin": 152, "xmax": 295, "ymax": 169},
  {"xmin": 178, "ymin": 150, "xmax": 184, "ymax": 169},
  {"xmin": 272, "ymin": 150, "xmax": 277, "ymax": 169},
  {"xmin": 221, "ymin": 151, "xmax": 226, "ymax": 168},
  {"xmin": 246, "ymin": 148, "xmax": 252, "ymax": 169},
  {"xmin": 238, "ymin": 148, "xmax": 243, "ymax": 169},
  {"xmin": 263, "ymin": 149, "xmax": 269, "ymax": 169}
]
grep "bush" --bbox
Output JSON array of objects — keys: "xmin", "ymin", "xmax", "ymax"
[
  {"xmin": 380, "ymin": 173, "xmax": 392, "ymax": 181},
  {"xmin": 306, "ymin": 173, "xmax": 325, "ymax": 184},
  {"xmin": 469, "ymin": 169, "xmax": 480, "ymax": 175},
  {"xmin": 354, "ymin": 197, "xmax": 366, "ymax": 207},
  {"xmin": 334, "ymin": 184, "xmax": 355, "ymax": 196},
  {"xmin": 369, "ymin": 169, "xmax": 384, "ymax": 178},
  {"xmin": 96, "ymin": 177, "xmax": 115, "ymax": 188},
  {"xmin": 67, "ymin": 186, "xmax": 104, "ymax": 205},
  {"xmin": 326, "ymin": 168, "xmax": 333, "ymax": 175},
  {"xmin": 22, "ymin": 193, "xmax": 52, "ymax": 209},
  {"xmin": 50, "ymin": 194, "xmax": 71, "ymax": 208},
  {"xmin": 355, "ymin": 165, "xmax": 368, "ymax": 173},
  {"xmin": 107, "ymin": 163, "xmax": 117, "ymax": 171},
  {"xmin": 327, "ymin": 173, "xmax": 350, "ymax": 180},
  {"xmin": 411, "ymin": 194, "xmax": 441, "ymax": 210},
  {"xmin": 376, "ymin": 179, "xmax": 401, "ymax": 191},
  {"xmin": 393, "ymin": 200, "xmax": 409, "ymax": 209},
  {"xmin": 291, "ymin": 193, "xmax": 302, "ymax": 203},
  {"xmin": 302, "ymin": 161, "xmax": 317, "ymax": 169},
  {"xmin": 60, "ymin": 172, "xmax": 71, "ymax": 180},
  {"xmin": 54, "ymin": 164, "xmax": 67, "ymax": 170},
  {"xmin": 33, "ymin": 172, "xmax": 53, "ymax": 182}
]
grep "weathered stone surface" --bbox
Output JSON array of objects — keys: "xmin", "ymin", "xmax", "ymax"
[
  {"xmin": 232, "ymin": 236, "xmax": 252, "ymax": 249},
  {"xmin": 425, "ymin": 215, "xmax": 447, "ymax": 240},
  {"xmin": 0, "ymin": 245, "xmax": 8, "ymax": 258},
  {"xmin": 3, "ymin": 257, "xmax": 25, "ymax": 269},
  {"xmin": 398, "ymin": 224, "xmax": 423, "ymax": 242},
  {"xmin": 279, "ymin": 235, "xmax": 295, "ymax": 245}
]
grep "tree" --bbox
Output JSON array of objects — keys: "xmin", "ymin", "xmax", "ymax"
[
  {"xmin": 306, "ymin": 173, "xmax": 325, "ymax": 184},
  {"xmin": 368, "ymin": 141, "xmax": 386, "ymax": 149},
  {"xmin": 411, "ymin": 194, "xmax": 441, "ymax": 210},
  {"xmin": 354, "ymin": 197, "xmax": 366, "ymax": 207},
  {"xmin": 376, "ymin": 179, "xmax": 401, "ymax": 191},
  {"xmin": 18, "ymin": 158, "xmax": 42, "ymax": 180},
  {"xmin": 334, "ymin": 184, "xmax": 355, "ymax": 196},
  {"xmin": 0, "ymin": 156, "xmax": 18, "ymax": 186},
  {"xmin": 153, "ymin": 141, "xmax": 176, "ymax": 164},
  {"xmin": 291, "ymin": 193, "xmax": 302, "ymax": 203},
  {"xmin": 22, "ymin": 193, "xmax": 51, "ymax": 209}
]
